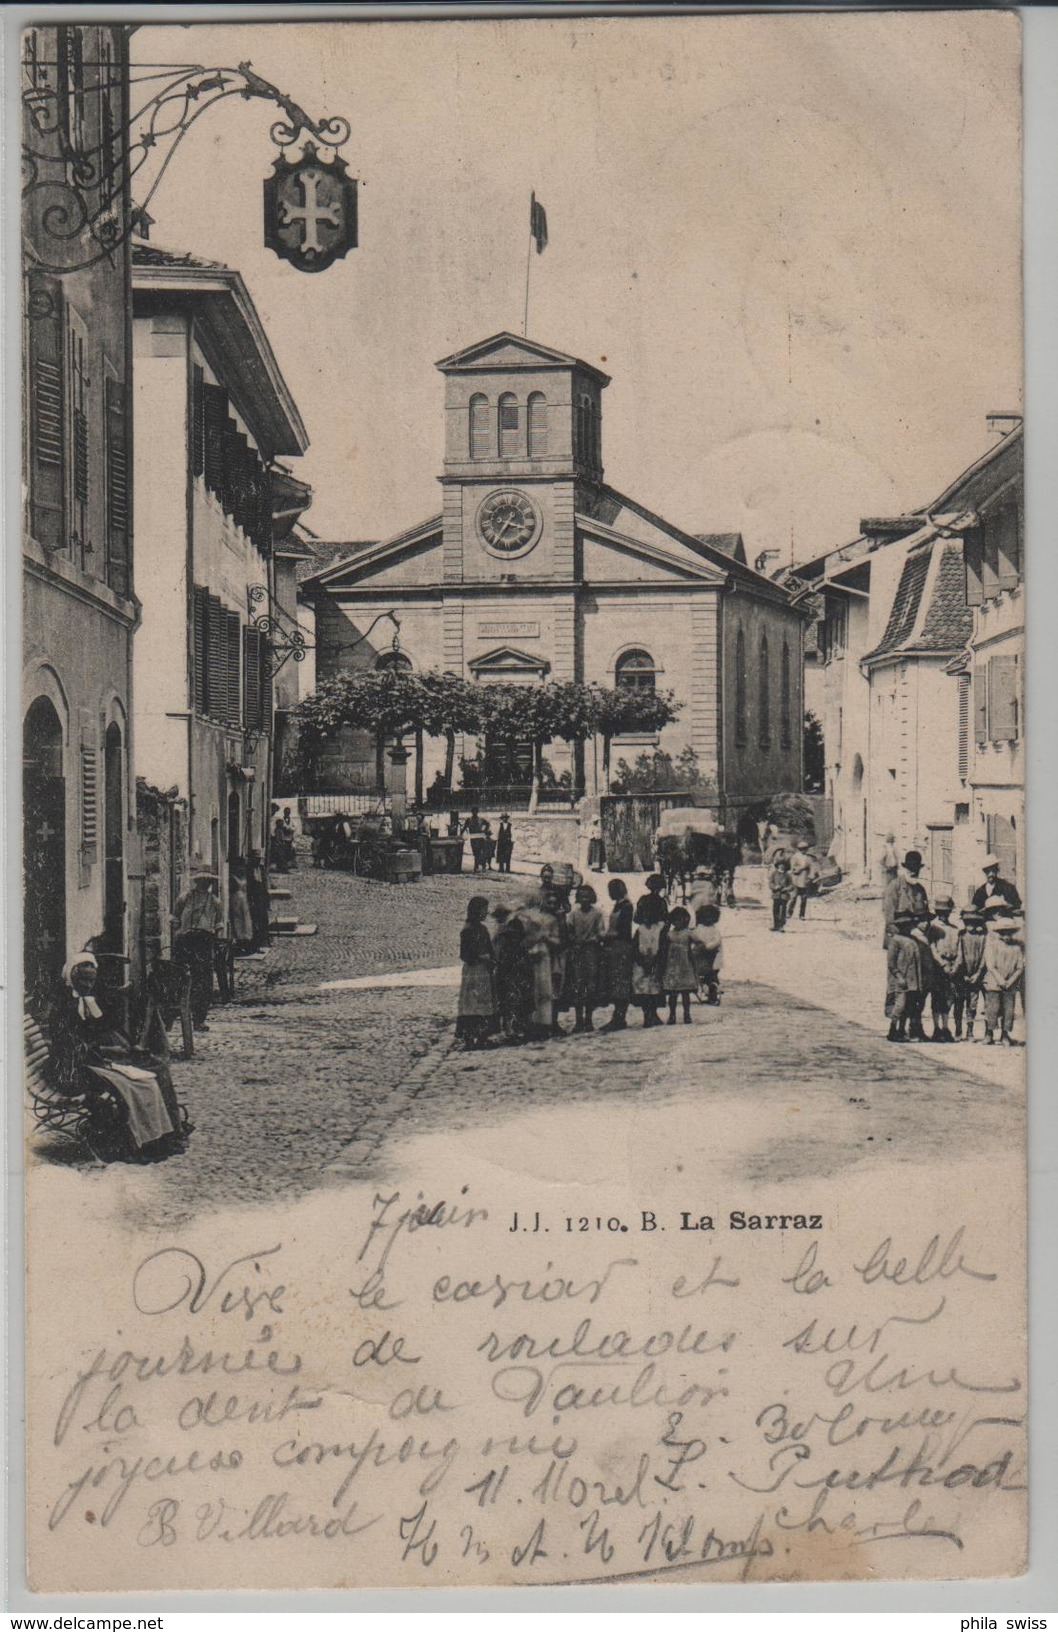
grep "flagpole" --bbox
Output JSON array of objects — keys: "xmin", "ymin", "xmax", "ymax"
[{"xmin": 523, "ymin": 195, "xmax": 534, "ymax": 337}]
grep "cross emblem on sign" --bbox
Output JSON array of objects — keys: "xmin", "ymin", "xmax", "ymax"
[
  {"xmin": 279, "ymin": 166, "xmax": 340, "ymax": 256},
  {"xmin": 36, "ymin": 820, "xmax": 56, "ymax": 844},
  {"xmin": 264, "ymin": 144, "xmax": 358, "ymax": 274}
]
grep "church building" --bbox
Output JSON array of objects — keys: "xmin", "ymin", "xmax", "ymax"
[{"xmin": 301, "ymin": 332, "xmax": 805, "ymax": 821}]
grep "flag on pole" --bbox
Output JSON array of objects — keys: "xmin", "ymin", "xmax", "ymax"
[{"xmin": 530, "ymin": 192, "xmax": 548, "ymax": 254}]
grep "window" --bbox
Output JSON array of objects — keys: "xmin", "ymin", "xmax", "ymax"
[
  {"xmin": 958, "ymin": 672, "xmax": 970, "ymax": 779},
  {"xmin": 80, "ymin": 719, "xmax": 98, "ymax": 853},
  {"xmin": 498, "ymin": 393, "xmax": 519, "ymax": 458},
  {"xmin": 469, "ymin": 393, "xmax": 489, "ymax": 459},
  {"xmin": 986, "ymin": 813, "xmax": 1017, "ymax": 883},
  {"xmin": 758, "ymin": 634, "xmax": 771, "ymax": 750},
  {"xmin": 528, "ymin": 392, "xmax": 548, "ymax": 458},
  {"xmin": 193, "ymin": 587, "xmax": 243, "ymax": 726},
  {"xmin": 974, "ymin": 655, "xmax": 1020, "ymax": 745},
  {"xmin": 780, "ymin": 638, "xmax": 792, "ymax": 749},
  {"xmin": 68, "ymin": 312, "xmax": 90, "ymax": 568},
  {"xmin": 104, "ymin": 376, "xmax": 129, "ymax": 597},
  {"xmin": 615, "ymin": 649, "xmax": 657, "ymax": 694},
  {"xmin": 821, "ymin": 598, "xmax": 847, "ymax": 662},
  {"xmin": 994, "ymin": 507, "xmax": 1022, "ymax": 589},
  {"xmin": 26, "ymin": 271, "xmax": 66, "ymax": 552},
  {"xmin": 735, "ymin": 628, "xmax": 747, "ymax": 746},
  {"xmin": 576, "ymin": 393, "xmax": 597, "ymax": 464}
]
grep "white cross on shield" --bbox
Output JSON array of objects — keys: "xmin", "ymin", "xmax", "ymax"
[{"xmin": 264, "ymin": 144, "xmax": 358, "ymax": 274}]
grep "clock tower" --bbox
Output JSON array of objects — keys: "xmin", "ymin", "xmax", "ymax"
[{"xmin": 435, "ymin": 332, "xmax": 610, "ymax": 586}]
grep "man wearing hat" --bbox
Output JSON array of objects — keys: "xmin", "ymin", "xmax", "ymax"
[
  {"xmin": 171, "ymin": 868, "xmax": 223, "ymax": 1031},
  {"xmin": 982, "ymin": 915, "xmax": 1025, "ymax": 1046},
  {"xmin": 972, "ymin": 854, "xmax": 1022, "ymax": 918},
  {"xmin": 882, "ymin": 850, "xmax": 930, "ymax": 949},
  {"xmin": 885, "ymin": 907, "xmax": 923, "ymax": 1042},
  {"xmin": 788, "ymin": 840, "xmax": 818, "ymax": 921}
]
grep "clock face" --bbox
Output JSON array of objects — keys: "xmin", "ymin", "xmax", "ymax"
[{"xmin": 477, "ymin": 489, "xmax": 540, "ymax": 555}]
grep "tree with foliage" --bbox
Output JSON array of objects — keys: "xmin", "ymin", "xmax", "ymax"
[
  {"xmin": 590, "ymin": 685, "xmax": 681, "ymax": 788},
  {"xmin": 611, "ymin": 742, "xmax": 715, "ymax": 798}
]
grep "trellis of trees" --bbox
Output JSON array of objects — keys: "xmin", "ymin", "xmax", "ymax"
[{"xmin": 289, "ymin": 670, "xmax": 680, "ymax": 809}]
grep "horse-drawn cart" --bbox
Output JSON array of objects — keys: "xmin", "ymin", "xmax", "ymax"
[{"xmin": 654, "ymin": 808, "xmax": 737, "ymax": 901}]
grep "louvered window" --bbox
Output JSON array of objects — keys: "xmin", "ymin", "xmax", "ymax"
[
  {"xmin": 191, "ymin": 365, "xmax": 205, "ymax": 478},
  {"xmin": 958, "ymin": 673, "xmax": 970, "ymax": 779},
  {"xmin": 780, "ymin": 638, "xmax": 792, "ymax": 749},
  {"xmin": 735, "ymin": 628, "xmax": 747, "ymax": 747},
  {"xmin": 243, "ymin": 625, "xmax": 262, "ymax": 733},
  {"xmin": 469, "ymin": 393, "xmax": 489, "ymax": 459},
  {"xmin": 193, "ymin": 586, "xmax": 209, "ymax": 715},
  {"xmin": 105, "ymin": 376, "xmax": 130, "ymax": 597},
  {"xmin": 225, "ymin": 610, "xmax": 242, "ymax": 727},
  {"xmin": 498, "ymin": 393, "xmax": 519, "ymax": 458},
  {"xmin": 80, "ymin": 727, "xmax": 98, "ymax": 851},
  {"xmin": 207, "ymin": 595, "xmax": 226, "ymax": 719},
  {"xmin": 69, "ymin": 321, "xmax": 90, "ymax": 562},
  {"xmin": 964, "ymin": 526, "xmax": 984, "ymax": 607},
  {"xmin": 27, "ymin": 271, "xmax": 66, "ymax": 551},
  {"xmin": 994, "ymin": 507, "xmax": 1022, "ymax": 590},
  {"xmin": 203, "ymin": 383, "xmax": 227, "ymax": 496},
  {"xmin": 528, "ymin": 392, "xmax": 548, "ymax": 459}
]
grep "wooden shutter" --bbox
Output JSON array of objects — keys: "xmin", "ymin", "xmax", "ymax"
[
  {"xmin": 958, "ymin": 673, "xmax": 970, "ymax": 779},
  {"xmin": 225, "ymin": 610, "xmax": 241, "ymax": 726},
  {"xmin": 243, "ymin": 624, "xmax": 261, "ymax": 732},
  {"xmin": 973, "ymin": 665, "xmax": 989, "ymax": 744},
  {"xmin": 988, "ymin": 655, "xmax": 1018, "ymax": 743},
  {"xmin": 191, "ymin": 365, "xmax": 205, "ymax": 478},
  {"xmin": 27, "ymin": 272, "xmax": 66, "ymax": 552},
  {"xmin": 80, "ymin": 717, "xmax": 98, "ymax": 852},
  {"xmin": 981, "ymin": 518, "xmax": 999, "ymax": 600},
  {"xmin": 259, "ymin": 630, "xmax": 273, "ymax": 731},
  {"xmin": 995, "ymin": 507, "xmax": 1021, "ymax": 589},
  {"xmin": 207, "ymin": 594, "xmax": 226, "ymax": 720},
  {"xmin": 203, "ymin": 384, "xmax": 227, "ymax": 496},
  {"xmin": 223, "ymin": 419, "xmax": 241, "ymax": 518},
  {"xmin": 105, "ymin": 376, "xmax": 130, "ymax": 597},
  {"xmin": 963, "ymin": 526, "xmax": 984, "ymax": 607},
  {"xmin": 192, "ymin": 586, "xmax": 209, "ymax": 714}
]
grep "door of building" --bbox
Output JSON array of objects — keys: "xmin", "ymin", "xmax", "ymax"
[{"xmin": 24, "ymin": 698, "xmax": 67, "ymax": 1011}]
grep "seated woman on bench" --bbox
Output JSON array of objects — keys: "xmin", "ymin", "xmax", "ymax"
[{"xmin": 48, "ymin": 952, "xmax": 191, "ymax": 1162}]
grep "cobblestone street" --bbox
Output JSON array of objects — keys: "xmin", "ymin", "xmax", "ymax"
[{"xmin": 42, "ymin": 860, "xmax": 1020, "ymax": 1232}]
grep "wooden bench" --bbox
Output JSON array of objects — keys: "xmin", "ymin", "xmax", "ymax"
[{"xmin": 24, "ymin": 1012, "xmax": 120, "ymax": 1155}]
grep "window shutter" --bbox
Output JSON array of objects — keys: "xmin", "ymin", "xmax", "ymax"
[
  {"xmin": 223, "ymin": 419, "xmax": 241, "ymax": 518},
  {"xmin": 193, "ymin": 586, "xmax": 209, "ymax": 714},
  {"xmin": 191, "ymin": 365, "xmax": 205, "ymax": 478},
  {"xmin": 963, "ymin": 526, "xmax": 984, "ymax": 607},
  {"xmin": 995, "ymin": 507, "xmax": 1021, "ymax": 589},
  {"xmin": 225, "ymin": 610, "xmax": 241, "ymax": 726},
  {"xmin": 104, "ymin": 376, "xmax": 130, "ymax": 597},
  {"xmin": 243, "ymin": 624, "xmax": 261, "ymax": 732},
  {"xmin": 981, "ymin": 520, "xmax": 999, "ymax": 600},
  {"xmin": 259, "ymin": 630, "xmax": 273, "ymax": 730},
  {"xmin": 80, "ymin": 718, "xmax": 98, "ymax": 852},
  {"xmin": 207, "ymin": 594, "xmax": 226, "ymax": 720},
  {"xmin": 203, "ymin": 384, "xmax": 227, "ymax": 496},
  {"xmin": 958, "ymin": 673, "xmax": 970, "ymax": 779},
  {"xmin": 973, "ymin": 665, "xmax": 988, "ymax": 744},
  {"xmin": 27, "ymin": 272, "xmax": 66, "ymax": 551},
  {"xmin": 988, "ymin": 655, "xmax": 1018, "ymax": 743}
]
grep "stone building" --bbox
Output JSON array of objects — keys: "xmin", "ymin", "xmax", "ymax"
[
  {"xmin": 22, "ymin": 24, "xmax": 137, "ymax": 1007},
  {"xmin": 301, "ymin": 332, "xmax": 804, "ymax": 828},
  {"xmin": 130, "ymin": 244, "xmax": 309, "ymax": 970},
  {"xmin": 797, "ymin": 418, "xmax": 1021, "ymax": 903}
]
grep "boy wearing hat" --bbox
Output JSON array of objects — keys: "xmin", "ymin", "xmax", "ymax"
[
  {"xmin": 982, "ymin": 916, "xmax": 1025, "ymax": 1046},
  {"xmin": 788, "ymin": 840, "xmax": 818, "ymax": 921},
  {"xmin": 885, "ymin": 908, "xmax": 922, "ymax": 1042},
  {"xmin": 954, "ymin": 908, "xmax": 987, "ymax": 1040},
  {"xmin": 927, "ymin": 896, "xmax": 960, "ymax": 1042}
]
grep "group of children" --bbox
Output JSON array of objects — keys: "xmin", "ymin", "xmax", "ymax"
[
  {"xmin": 885, "ymin": 894, "xmax": 1024, "ymax": 1046},
  {"xmin": 455, "ymin": 870, "xmax": 726, "ymax": 1049}
]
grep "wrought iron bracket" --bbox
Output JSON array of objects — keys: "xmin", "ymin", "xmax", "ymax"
[
  {"xmin": 23, "ymin": 46, "xmax": 351, "ymax": 275},
  {"xmin": 247, "ymin": 582, "xmax": 312, "ymax": 678}
]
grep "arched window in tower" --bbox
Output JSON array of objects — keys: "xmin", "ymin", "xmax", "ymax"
[
  {"xmin": 498, "ymin": 392, "xmax": 520, "ymax": 459},
  {"xmin": 528, "ymin": 392, "xmax": 548, "ymax": 458},
  {"xmin": 615, "ymin": 648, "xmax": 657, "ymax": 694},
  {"xmin": 591, "ymin": 399, "xmax": 601, "ymax": 466},
  {"xmin": 735, "ymin": 628, "xmax": 747, "ymax": 747},
  {"xmin": 759, "ymin": 633, "xmax": 771, "ymax": 750},
  {"xmin": 469, "ymin": 393, "xmax": 489, "ymax": 460},
  {"xmin": 780, "ymin": 637, "xmax": 793, "ymax": 749}
]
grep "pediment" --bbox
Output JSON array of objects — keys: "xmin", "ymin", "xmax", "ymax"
[
  {"xmin": 436, "ymin": 331, "xmax": 609, "ymax": 384},
  {"xmin": 576, "ymin": 514, "xmax": 729, "ymax": 586},
  {"xmin": 303, "ymin": 516, "xmax": 443, "ymax": 590},
  {"xmin": 468, "ymin": 645, "xmax": 551, "ymax": 675}
]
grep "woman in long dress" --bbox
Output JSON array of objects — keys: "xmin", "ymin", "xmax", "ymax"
[
  {"xmin": 456, "ymin": 896, "xmax": 497, "ymax": 1048},
  {"xmin": 567, "ymin": 884, "xmax": 606, "ymax": 1032},
  {"xmin": 48, "ymin": 953, "xmax": 189, "ymax": 1161},
  {"xmin": 601, "ymin": 879, "xmax": 634, "ymax": 1032},
  {"xmin": 516, "ymin": 893, "xmax": 559, "ymax": 1041}
]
